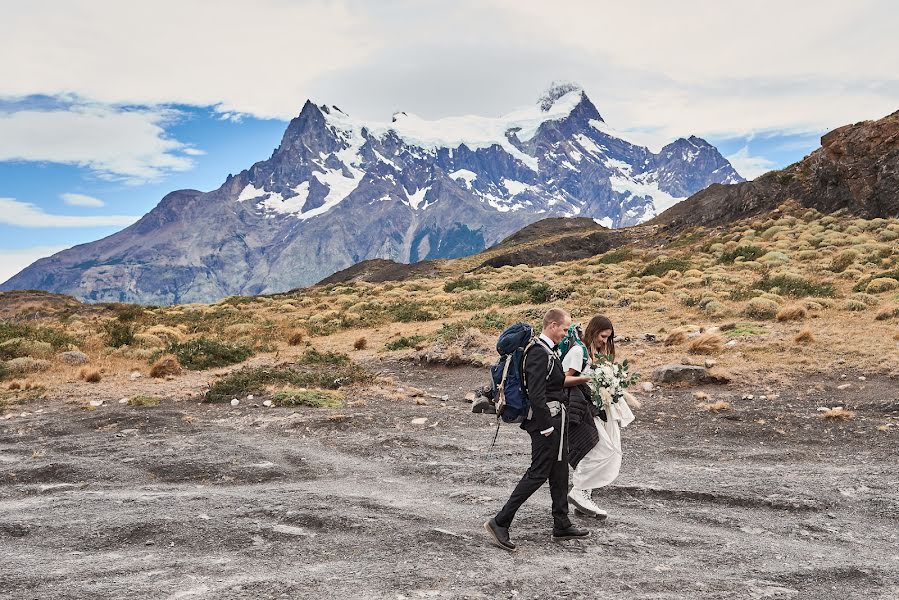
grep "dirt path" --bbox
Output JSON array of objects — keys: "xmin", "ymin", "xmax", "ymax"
[{"xmin": 1, "ymin": 359, "xmax": 897, "ymax": 599}]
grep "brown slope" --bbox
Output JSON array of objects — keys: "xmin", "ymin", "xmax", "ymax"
[{"xmin": 651, "ymin": 109, "xmax": 899, "ymax": 231}]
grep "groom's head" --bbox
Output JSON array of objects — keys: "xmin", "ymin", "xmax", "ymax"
[{"xmin": 542, "ymin": 308, "xmax": 571, "ymax": 344}]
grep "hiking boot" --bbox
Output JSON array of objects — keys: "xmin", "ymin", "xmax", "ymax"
[
  {"xmin": 484, "ymin": 518, "xmax": 516, "ymax": 551},
  {"xmin": 568, "ymin": 488, "xmax": 604, "ymax": 518},
  {"xmin": 552, "ymin": 525, "xmax": 590, "ymax": 541}
]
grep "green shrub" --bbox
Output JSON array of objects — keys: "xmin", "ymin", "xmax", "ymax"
[
  {"xmin": 853, "ymin": 269, "xmax": 899, "ymax": 293},
  {"xmin": 503, "ymin": 278, "xmax": 539, "ymax": 292},
  {"xmin": 828, "ymin": 250, "xmax": 857, "ymax": 273},
  {"xmin": 443, "ymin": 277, "xmax": 483, "ymax": 293},
  {"xmin": 103, "ymin": 320, "xmax": 136, "ymax": 348},
  {"xmin": 159, "ymin": 338, "xmax": 253, "ymax": 370},
  {"xmin": 744, "ymin": 297, "xmax": 779, "ymax": 319},
  {"xmin": 464, "ymin": 311, "xmax": 507, "ymax": 334},
  {"xmin": 866, "ymin": 278, "xmax": 899, "ymax": 294},
  {"xmin": 528, "ymin": 282, "xmax": 554, "ymax": 303},
  {"xmin": 384, "ymin": 302, "xmax": 434, "ymax": 323},
  {"xmin": 632, "ymin": 258, "xmax": 690, "ymax": 278},
  {"xmin": 0, "ymin": 362, "xmax": 9, "ymax": 381},
  {"xmin": 753, "ymin": 274, "xmax": 835, "ymax": 298},
  {"xmin": 385, "ymin": 336, "xmax": 426, "ymax": 351},
  {"xmin": 271, "ymin": 389, "xmax": 342, "ymax": 408},
  {"xmin": 296, "ymin": 348, "xmax": 350, "ymax": 366},
  {"xmin": 0, "ymin": 322, "xmax": 76, "ymax": 349},
  {"xmin": 204, "ymin": 365, "xmax": 372, "ymax": 403},
  {"xmin": 719, "ymin": 245, "xmax": 765, "ymax": 264},
  {"xmin": 597, "ymin": 249, "xmax": 633, "ymax": 264},
  {"xmin": 110, "ymin": 303, "xmax": 145, "ymax": 322}
]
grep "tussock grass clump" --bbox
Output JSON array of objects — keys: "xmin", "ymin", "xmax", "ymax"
[
  {"xmin": 79, "ymin": 367, "xmax": 102, "ymax": 383},
  {"xmin": 776, "ymin": 305, "xmax": 807, "ymax": 322},
  {"xmin": 204, "ymin": 364, "xmax": 372, "ymax": 403},
  {"xmin": 866, "ymin": 278, "xmax": 899, "ymax": 294},
  {"xmin": 875, "ymin": 305, "xmax": 899, "ymax": 321},
  {"xmin": 149, "ymin": 354, "xmax": 182, "ymax": 378},
  {"xmin": 820, "ymin": 407, "xmax": 854, "ymax": 420},
  {"xmin": 794, "ymin": 329, "xmax": 815, "ymax": 344},
  {"xmin": 697, "ymin": 400, "xmax": 731, "ymax": 413},
  {"xmin": 828, "ymin": 250, "xmax": 857, "ymax": 273},
  {"xmin": 852, "ymin": 269, "xmax": 899, "ymax": 292},
  {"xmin": 353, "ymin": 337, "xmax": 368, "ymax": 350},
  {"xmin": 287, "ymin": 330, "xmax": 305, "ymax": 346},
  {"xmin": 157, "ymin": 338, "xmax": 252, "ymax": 370},
  {"xmin": 744, "ymin": 297, "xmax": 779, "ymax": 320},
  {"xmin": 129, "ymin": 395, "xmax": 161, "ymax": 407},
  {"xmin": 688, "ymin": 333, "xmax": 724, "ymax": 355},
  {"xmin": 843, "ymin": 299, "xmax": 868, "ymax": 312},
  {"xmin": 384, "ymin": 302, "xmax": 435, "ymax": 323},
  {"xmin": 664, "ymin": 330, "xmax": 689, "ymax": 346},
  {"xmin": 271, "ymin": 389, "xmax": 343, "ymax": 408}
]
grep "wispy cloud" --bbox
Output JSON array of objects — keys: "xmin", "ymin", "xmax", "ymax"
[
  {"xmin": 0, "ymin": 245, "xmax": 69, "ymax": 284},
  {"xmin": 0, "ymin": 197, "xmax": 140, "ymax": 228},
  {"xmin": 61, "ymin": 192, "xmax": 104, "ymax": 207},
  {"xmin": 726, "ymin": 146, "xmax": 778, "ymax": 180},
  {"xmin": 0, "ymin": 103, "xmax": 200, "ymax": 184}
]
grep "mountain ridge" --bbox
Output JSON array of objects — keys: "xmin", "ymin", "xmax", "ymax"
[{"xmin": 2, "ymin": 83, "xmax": 742, "ymax": 304}]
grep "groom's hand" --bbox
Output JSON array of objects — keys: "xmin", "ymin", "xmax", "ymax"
[{"xmin": 540, "ymin": 426, "xmax": 554, "ymax": 437}]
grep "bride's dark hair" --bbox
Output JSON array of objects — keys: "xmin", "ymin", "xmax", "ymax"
[{"xmin": 583, "ymin": 315, "xmax": 615, "ymax": 361}]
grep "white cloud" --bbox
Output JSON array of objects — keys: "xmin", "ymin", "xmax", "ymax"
[
  {"xmin": 0, "ymin": 245, "xmax": 69, "ymax": 284},
  {"xmin": 61, "ymin": 192, "xmax": 104, "ymax": 207},
  {"xmin": 726, "ymin": 146, "xmax": 778, "ymax": 180},
  {"xmin": 0, "ymin": 197, "xmax": 140, "ymax": 228},
  {"xmin": 0, "ymin": 105, "xmax": 198, "ymax": 183}
]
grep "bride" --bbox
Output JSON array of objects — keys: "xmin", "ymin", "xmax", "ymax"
[{"xmin": 562, "ymin": 315, "xmax": 635, "ymax": 519}]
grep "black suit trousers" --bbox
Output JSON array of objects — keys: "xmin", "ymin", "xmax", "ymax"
[{"xmin": 494, "ymin": 415, "xmax": 571, "ymax": 530}]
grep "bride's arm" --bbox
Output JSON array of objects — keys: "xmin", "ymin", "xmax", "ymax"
[{"xmin": 564, "ymin": 368, "xmax": 589, "ymax": 387}]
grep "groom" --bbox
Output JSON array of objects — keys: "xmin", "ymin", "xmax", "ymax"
[{"xmin": 484, "ymin": 308, "xmax": 590, "ymax": 550}]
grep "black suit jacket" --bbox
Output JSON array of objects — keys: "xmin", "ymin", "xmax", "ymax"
[{"xmin": 521, "ymin": 339, "xmax": 567, "ymax": 433}]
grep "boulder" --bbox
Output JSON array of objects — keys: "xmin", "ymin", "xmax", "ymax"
[
  {"xmin": 58, "ymin": 351, "xmax": 89, "ymax": 365},
  {"xmin": 652, "ymin": 364, "xmax": 730, "ymax": 385}
]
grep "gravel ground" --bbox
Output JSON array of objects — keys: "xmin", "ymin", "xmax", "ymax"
[{"xmin": 1, "ymin": 359, "xmax": 897, "ymax": 599}]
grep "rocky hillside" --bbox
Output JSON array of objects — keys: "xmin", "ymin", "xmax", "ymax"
[
  {"xmin": 653, "ymin": 109, "xmax": 899, "ymax": 231},
  {"xmin": 1, "ymin": 83, "xmax": 740, "ymax": 305}
]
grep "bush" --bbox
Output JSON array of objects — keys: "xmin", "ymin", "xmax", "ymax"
[
  {"xmin": 159, "ymin": 338, "xmax": 253, "ymax": 370},
  {"xmin": 794, "ymin": 329, "xmax": 815, "ymax": 344},
  {"xmin": 384, "ymin": 302, "xmax": 434, "ymax": 323},
  {"xmin": 843, "ymin": 299, "xmax": 868, "ymax": 312},
  {"xmin": 353, "ymin": 337, "xmax": 368, "ymax": 350},
  {"xmin": 79, "ymin": 367, "xmax": 102, "ymax": 383},
  {"xmin": 0, "ymin": 362, "xmax": 9, "ymax": 381},
  {"xmin": 271, "ymin": 389, "xmax": 342, "ymax": 408},
  {"xmin": 463, "ymin": 311, "xmax": 507, "ymax": 334},
  {"xmin": 287, "ymin": 331, "xmax": 305, "ymax": 346},
  {"xmin": 753, "ymin": 274, "xmax": 835, "ymax": 298},
  {"xmin": 875, "ymin": 305, "xmax": 899, "ymax": 321},
  {"xmin": 633, "ymin": 258, "xmax": 690, "ymax": 278},
  {"xmin": 852, "ymin": 269, "xmax": 899, "ymax": 292},
  {"xmin": 443, "ymin": 277, "xmax": 483, "ymax": 293},
  {"xmin": 745, "ymin": 298, "xmax": 779, "ymax": 319},
  {"xmin": 597, "ymin": 248, "xmax": 633, "ymax": 264},
  {"xmin": 129, "ymin": 395, "xmax": 161, "ymax": 407},
  {"xmin": 149, "ymin": 355, "xmax": 182, "ymax": 378},
  {"xmin": 828, "ymin": 250, "xmax": 857, "ymax": 273},
  {"xmin": 204, "ymin": 365, "xmax": 372, "ymax": 403},
  {"xmin": 527, "ymin": 282, "xmax": 572, "ymax": 304},
  {"xmin": 503, "ymin": 277, "xmax": 539, "ymax": 292},
  {"xmin": 776, "ymin": 305, "xmax": 807, "ymax": 322},
  {"xmin": 103, "ymin": 320, "xmax": 135, "ymax": 348},
  {"xmin": 296, "ymin": 348, "xmax": 350, "ymax": 366},
  {"xmin": 719, "ymin": 245, "xmax": 765, "ymax": 264},
  {"xmin": 385, "ymin": 336, "xmax": 426, "ymax": 351},
  {"xmin": 0, "ymin": 322, "xmax": 76, "ymax": 349},
  {"xmin": 866, "ymin": 278, "xmax": 899, "ymax": 294}
]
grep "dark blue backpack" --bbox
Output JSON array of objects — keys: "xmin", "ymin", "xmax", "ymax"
[{"xmin": 490, "ymin": 322, "xmax": 536, "ymax": 423}]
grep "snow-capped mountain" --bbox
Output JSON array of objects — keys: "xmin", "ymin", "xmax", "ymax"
[{"xmin": 2, "ymin": 83, "xmax": 742, "ymax": 304}]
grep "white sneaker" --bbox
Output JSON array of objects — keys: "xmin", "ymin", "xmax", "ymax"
[{"xmin": 569, "ymin": 489, "xmax": 608, "ymax": 520}]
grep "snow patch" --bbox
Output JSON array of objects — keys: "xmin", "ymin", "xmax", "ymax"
[
  {"xmin": 406, "ymin": 186, "xmax": 431, "ymax": 210},
  {"xmin": 609, "ymin": 174, "xmax": 684, "ymax": 215},
  {"xmin": 594, "ymin": 217, "xmax": 613, "ymax": 228},
  {"xmin": 449, "ymin": 169, "xmax": 477, "ymax": 188},
  {"xmin": 237, "ymin": 183, "xmax": 266, "ymax": 202},
  {"xmin": 502, "ymin": 178, "xmax": 529, "ymax": 196}
]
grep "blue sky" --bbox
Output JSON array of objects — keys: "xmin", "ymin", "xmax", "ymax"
[{"xmin": 2, "ymin": 1, "xmax": 897, "ymax": 284}]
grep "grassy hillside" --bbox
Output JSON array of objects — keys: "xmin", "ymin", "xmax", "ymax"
[{"xmin": 2, "ymin": 200, "xmax": 898, "ymax": 407}]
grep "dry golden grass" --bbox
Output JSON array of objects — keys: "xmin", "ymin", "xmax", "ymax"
[
  {"xmin": 794, "ymin": 329, "xmax": 815, "ymax": 344},
  {"xmin": 7, "ymin": 381, "xmax": 21, "ymax": 390},
  {"xmin": 776, "ymin": 305, "xmax": 807, "ymax": 322},
  {"xmin": 353, "ymin": 337, "xmax": 368, "ymax": 350},
  {"xmin": 78, "ymin": 367, "xmax": 102, "ymax": 383},
  {"xmin": 287, "ymin": 331, "xmax": 305, "ymax": 346},
  {"xmin": 149, "ymin": 355, "xmax": 182, "ymax": 378},
  {"xmin": 697, "ymin": 400, "xmax": 730, "ymax": 412},
  {"xmin": 664, "ymin": 330, "xmax": 689, "ymax": 346},
  {"xmin": 688, "ymin": 333, "xmax": 724, "ymax": 355},
  {"xmin": 820, "ymin": 407, "xmax": 855, "ymax": 420}
]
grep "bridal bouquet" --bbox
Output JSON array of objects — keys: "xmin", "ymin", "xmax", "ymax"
[{"xmin": 588, "ymin": 355, "xmax": 640, "ymax": 408}]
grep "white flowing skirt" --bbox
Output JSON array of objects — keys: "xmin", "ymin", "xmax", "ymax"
[{"xmin": 571, "ymin": 415, "xmax": 622, "ymax": 490}]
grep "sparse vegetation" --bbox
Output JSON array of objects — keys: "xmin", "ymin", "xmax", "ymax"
[
  {"xmin": 103, "ymin": 320, "xmax": 135, "ymax": 348},
  {"xmin": 633, "ymin": 258, "xmax": 690, "ymax": 278},
  {"xmin": 443, "ymin": 277, "xmax": 482, "ymax": 293},
  {"xmin": 353, "ymin": 337, "xmax": 368, "ymax": 350},
  {"xmin": 156, "ymin": 338, "xmax": 253, "ymax": 370},
  {"xmin": 794, "ymin": 329, "xmax": 815, "ymax": 344},
  {"xmin": 78, "ymin": 367, "xmax": 102, "ymax": 383},
  {"xmin": 753, "ymin": 274, "xmax": 835, "ymax": 298},
  {"xmin": 270, "ymin": 389, "xmax": 343, "ymax": 408},
  {"xmin": 597, "ymin": 248, "xmax": 633, "ymax": 264},
  {"xmin": 149, "ymin": 355, "xmax": 182, "ymax": 378},
  {"xmin": 719, "ymin": 245, "xmax": 765, "ymax": 264},
  {"xmin": 385, "ymin": 336, "xmax": 426, "ymax": 351},
  {"xmin": 204, "ymin": 364, "xmax": 373, "ymax": 403},
  {"xmin": 129, "ymin": 395, "xmax": 161, "ymax": 407}
]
